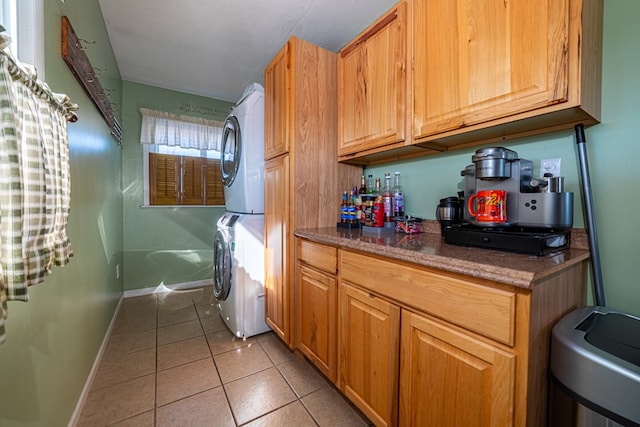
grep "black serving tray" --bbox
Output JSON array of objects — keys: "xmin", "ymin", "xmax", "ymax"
[{"xmin": 443, "ymin": 225, "xmax": 571, "ymax": 256}]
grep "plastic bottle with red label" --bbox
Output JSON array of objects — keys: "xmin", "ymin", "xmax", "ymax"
[
  {"xmin": 371, "ymin": 178, "xmax": 384, "ymax": 227},
  {"xmin": 373, "ymin": 195, "xmax": 384, "ymax": 227}
]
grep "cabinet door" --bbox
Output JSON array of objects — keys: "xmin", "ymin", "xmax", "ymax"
[
  {"xmin": 264, "ymin": 42, "xmax": 289, "ymax": 160},
  {"xmin": 337, "ymin": 2, "xmax": 407, "ymax": 157},
  {"xmin": 339, "ymin": 282, "xmax": 400, "ymax": 427},
  {"xmin": 296, "ymin": 263, "xmax": 337, "ymax": 383},
  {"xmin": 264, "ymin": 155, "xmax": 291, "ymax": 345},
  {"xmin": 413, "ymin": 0, "xmax": 569, "ymax": 139},
  {"xmin": 400, "ymin": 310, "xmax": 516, "ymax": 427}
]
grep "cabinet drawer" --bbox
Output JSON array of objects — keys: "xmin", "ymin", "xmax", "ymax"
[
  {"xmin": 297, "ymin": 239, "xmax": 337, "ymax": 274},
  {"xmin": 341, "ymin": 251, "xmax": 516, "ymax": 346}
]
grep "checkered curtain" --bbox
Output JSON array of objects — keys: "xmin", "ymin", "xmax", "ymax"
[{"xmin": 0, "ymin": 44, "xmax": 78, "ymax": 344}]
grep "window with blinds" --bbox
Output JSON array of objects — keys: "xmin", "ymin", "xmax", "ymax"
[{"xmin": 149, "ymin": 152, "xmax": 224, "ymax": 206}]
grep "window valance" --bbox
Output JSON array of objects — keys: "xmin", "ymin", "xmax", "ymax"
[{"xmin": 139, "ymin": 108, "xmax": 224, "ymax": 151}]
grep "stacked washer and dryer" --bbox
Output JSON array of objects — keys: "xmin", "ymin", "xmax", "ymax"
[{"xmin": 213, "ymin": 82, "xmax": 271, "ymax": 339}]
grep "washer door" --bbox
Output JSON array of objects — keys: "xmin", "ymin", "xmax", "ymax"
[
  {"xmin": 213, "ymin": 230, "xmax": 232, "ymax": 301},
  {"xmin": 221, "ymin": 115, "xmax": 241, "ymax": 187}
]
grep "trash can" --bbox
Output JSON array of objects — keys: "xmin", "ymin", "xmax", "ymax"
[{"xmin": 549, "ymin": 306, "xmax": 640, "ymax": 426}]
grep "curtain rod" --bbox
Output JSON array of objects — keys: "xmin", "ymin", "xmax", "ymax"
[
  {"xmin": 1, "ymin": 39, "xmax": 78, "ymax": 123},
  {"xmin": 139, "ymin": 107, "xmax": 224, "ymax": 127}
]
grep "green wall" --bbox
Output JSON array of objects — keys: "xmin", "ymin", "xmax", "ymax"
[
  {"xmin": 366, "ymin": 0, "xmax": 640, "ymax": 316},
  {"xmin": 120, "ymin": 81, "xmax": 232, "ymax": 292},
  {"xmin": 0, "ymin": 0, "xmax": 123, "ymax": 425}
]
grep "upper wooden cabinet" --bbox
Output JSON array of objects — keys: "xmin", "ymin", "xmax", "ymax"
[
  {"xmin": 264, "ymin": 43, "xmax": 290, "ymax": 160},
  {"xmin": 414, "ymin": 0, "xmax": 569, "ymax": 137},
  {"xmin": 337, "ymin": 0, "xmax": 603, "ymax": 164},
  {"xmin": 337, "ymin": 2, "xmax": 408, "ymax": 159},
  {"xmin": 412, "ymin": 0, "xmax": 601, "ymax": 140}
]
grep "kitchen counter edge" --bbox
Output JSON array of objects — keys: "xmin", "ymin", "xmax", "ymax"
[{"xmin": 294, "ymin": 227, "xmax": 590, "ymax": 289}]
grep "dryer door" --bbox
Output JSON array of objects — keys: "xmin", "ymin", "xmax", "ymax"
[
  {"xmin": 213, "ymin": 230, "xmax": 232, "ymax": 301},
  {"xmin": 221, "ymin": 115, "xmax": 241, "ymax": 187}
]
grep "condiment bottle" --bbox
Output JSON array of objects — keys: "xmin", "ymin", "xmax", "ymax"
[
  {"xmin": 373, "ymin": 194, "xmax": 384, "ymax": 227},
  {"xmin": 347, "ymin": 190, "xmax": 356, "ymax": 223},
  {"xmin": 363, "ymin": 198, "xmax": 374, "ymax": 226},
  {"xmin": 340, "ymin": 191, "xmax": 348, "ymax": 223}
]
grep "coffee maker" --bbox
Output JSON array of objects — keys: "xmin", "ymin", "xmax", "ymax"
[
  {"xmin": 444, "ymin": 147, "xmax": 574, "ymax": 255},
  {"xmin": 462, "ymin": 147, "xmax": 573, "ymax": 229}
]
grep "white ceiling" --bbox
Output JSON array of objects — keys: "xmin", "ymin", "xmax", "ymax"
[{"xmin": 98, "ymin": 0, "xmax": 397, "ymax": 102}]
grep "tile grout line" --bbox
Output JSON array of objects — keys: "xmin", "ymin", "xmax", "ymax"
[
  {"xmin": 101, "ymin": 288, "xmax": 369, "ymax": 426},
  {"xmin": 203, "ymin": 293, "xmax": 315, "ymax": 426},
  {"xmin": 154, "ymin": 293, "xmax": 159, "ymax": 427},
  {"xmin": 268, "ymin": 349, "xmax": 322, "ymax": 427},
  {"xmin": 199, "ymin": 296, "xmax": 240, "ymax": 426}
]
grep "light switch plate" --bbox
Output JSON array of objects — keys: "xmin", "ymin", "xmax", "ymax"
[{"xmin": 540, "ymin": 158, "xmax": 561, "ymax": 177}]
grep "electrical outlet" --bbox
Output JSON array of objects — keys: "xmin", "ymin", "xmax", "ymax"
[{"xmin": 540, "ymin": 158, "xmax": 561, "ymax": 177}]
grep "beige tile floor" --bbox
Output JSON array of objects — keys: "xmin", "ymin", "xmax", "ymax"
[{"xmin": 77, "ymin": 286, "xmax": 371, "ymax": 426}]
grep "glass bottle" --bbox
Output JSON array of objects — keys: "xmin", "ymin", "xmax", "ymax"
[
  {"xmin": 367, "ymin": 175, "xmax": 375, "ymax": 194},
  {"xmin": 359, "ymin": 175, "xmax": 367, "ymax": 196},
  {"xmin": 392, "ymin": 171, "xmax": 405, "ymax": 218},
  {"xmin": 382, "ymin": 172, "xmax": 394, "ymax": 223},
  {"xmin": 354, "ymin": 186, "xmax": 363, "ymax": 223}
]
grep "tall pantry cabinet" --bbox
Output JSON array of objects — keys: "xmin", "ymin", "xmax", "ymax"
[{"xmin": 263, "ymin": 36, "xmax": 361, "ymax": 348}]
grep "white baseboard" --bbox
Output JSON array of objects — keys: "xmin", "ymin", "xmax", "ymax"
[
  {"xmin": 122, "ymin": 279, "xmax": 214, "ymax": 299},
  {"xmin": 68, "ymin": 296, "xmax": 124, "ymax": 427}
]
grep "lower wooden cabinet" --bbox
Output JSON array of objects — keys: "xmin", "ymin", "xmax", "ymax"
[
  {"xmin": 339, "ymin": 282, "xmax": 400, "ymax": 427},
  {"xmin": 296, "ymin": 264, "xmax": 337, "ymax": 382},
  {"xmin": 400, "ymin": 310, "xmax": 517, "ymax": 427},
  {"xmin": 296, "ymin": 239, "xmax": 339, "ymax": 382},
  {"xmin": 338, "ymin": 280, "xmax": 516, "ymax": 427},
  {"xmin": 264, "ymin": 155, "xmax": 290, "ymax": 344},
  {"xmin": 295, "ymin": 237, "xmax": 586, "ymax": 426}
]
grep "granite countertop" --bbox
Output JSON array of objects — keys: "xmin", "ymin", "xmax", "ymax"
[{"xmin": 294, "ymin": 221, "xmax": 590, "ymax": 289}]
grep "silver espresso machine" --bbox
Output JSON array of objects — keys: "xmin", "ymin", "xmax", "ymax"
[{"xmin": 445, "ymin": 147, "xmax": 574, "ymax": 255}]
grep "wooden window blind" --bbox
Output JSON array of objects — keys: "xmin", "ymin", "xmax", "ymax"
[{"xmin": 149, "ymin": 152, "xmax": 225, "ymax": 206}]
